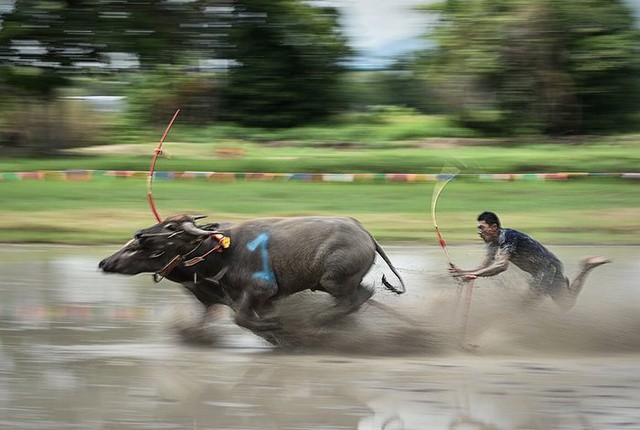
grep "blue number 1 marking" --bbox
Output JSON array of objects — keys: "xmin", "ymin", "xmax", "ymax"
[{"xmin": 246, "ymin": 233, "xmax": 276, "ymax": 285}]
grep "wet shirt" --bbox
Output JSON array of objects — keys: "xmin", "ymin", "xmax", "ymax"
[{"xmin": 488, "ymin": 228, "xmax": 562, "ymax": 276}]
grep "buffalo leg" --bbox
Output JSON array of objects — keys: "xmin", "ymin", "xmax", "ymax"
[
  {"xmin": 234, "ymin": 284, "xmax": 281, "ymax": 332},
  {"xmin": 321, "ymin": 271, "xmax": 373, "ymax": 314},
  {"xmin": 183, "ymin": 279, "xmax": 230, "ymax": 309}
]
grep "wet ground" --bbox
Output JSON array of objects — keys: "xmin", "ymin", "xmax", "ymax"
[{"xmin": 1, "ymin": 244, "xmax": 639, "ymax": 429}]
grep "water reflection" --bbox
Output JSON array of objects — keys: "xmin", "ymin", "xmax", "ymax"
[{"xmin": 1, "ymin": 245, "xmax": 639, "ymax": 429}]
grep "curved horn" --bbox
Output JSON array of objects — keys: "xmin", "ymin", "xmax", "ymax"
[{"xmin": 182, "ymin": 221, "xmax": 213, "ymax": 237}]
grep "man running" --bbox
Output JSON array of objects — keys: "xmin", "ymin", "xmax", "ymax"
[{"xmin": 449, "ymin": 211, "xmax": 610, "ymax": 309}]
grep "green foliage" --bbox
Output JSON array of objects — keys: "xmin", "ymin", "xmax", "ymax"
[
  {"xmin": 2, "ymin": 123, "xmax": 639, "ymax": 174},
  {"xmin": 0, "ymin": 0, "xmax": 224, "ymax": 148},
  {"xmin": 221, "ymin": 0, "xmax": 351, "ymax": 127},
  {"xmin": 0, "ymin": 1, "xmax": 212, "ymax": 91},
  {"xmin": 0, "ymin": 98, "xmax": 106, "ymax": 155},
  {"xmin": 343, "ymin": 65, "xmax": 440, "ymax": 114},
  {"xmin": 123, "ymin": 68, "xmax": 221, "ymax": 125},
  {"xmin": 421, "ymin": 0, "xmax": 640, "ymax": 135}
]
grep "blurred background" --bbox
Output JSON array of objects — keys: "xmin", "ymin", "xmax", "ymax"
[{"xmin": 1, "ymin": 0, "xmax": 639, "ymax": 154}]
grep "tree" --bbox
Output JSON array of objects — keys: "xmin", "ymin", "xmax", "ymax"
[
  {"xmin": 0, "ymin": 0, "xmax": 214, "ymax": 95},
  {"xmin": 0, "ymin": 0, "xmax": 223, "ymax": 151},
  {"xmin": 420, "ymin": 0, "xmax": 640, "ymax": 135},
  {"xmin": 0, "ymin": 0, "xmax": 352, "ymax": 140},
  {"xmin": 220, "ymin": 0, "xmax": 351, "ymax": 127}
]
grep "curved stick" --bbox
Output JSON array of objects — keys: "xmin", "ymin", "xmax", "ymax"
[
  {"xmin": 147, "ymin": 109, "xmax": 181, "ymax": 222},
  {"xmin": 430, "ymin": 167, "xmax": 459, "ymax": 266},
  {"xmin": 430, "ymin": 167, "xmax": 476, "ymax": 347}
]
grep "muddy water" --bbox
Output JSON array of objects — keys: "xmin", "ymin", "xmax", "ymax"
[{"xmin": 1, "ymin": 245, "xmax": 639, "ymax": 429}]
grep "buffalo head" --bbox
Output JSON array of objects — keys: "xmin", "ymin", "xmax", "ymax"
[{"xmin": 99, "ymin": 215, "xmax": 218, "ymax": 275}]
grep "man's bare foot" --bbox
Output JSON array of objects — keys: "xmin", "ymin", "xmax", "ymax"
[{"xmin": 582, "ymin": 256, "xmax": 611, "ymax": 270}]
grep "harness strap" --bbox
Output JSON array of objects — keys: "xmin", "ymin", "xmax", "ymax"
[
  {"xmin": 153, "ymin": 233, "xmax": 231, "ymax": 282},
  {"xmin": 153, "ymin": 254, "xmax": 183, "ymax": 283},
  {"xmin": 184, "ymin": 233, "xmax": 229, "ymax": 266}
]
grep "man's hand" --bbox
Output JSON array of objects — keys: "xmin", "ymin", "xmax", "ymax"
[
  {"xmin": 448, "ymin": 264, "xmax": 478, "ymax": 280},
  {"xmin": 448, "ymin": 264, "xmax": 467, "ymax": 277},
  {"xmin": 448, "ymin": 263, "xmax": 462, "ymax": 277}
]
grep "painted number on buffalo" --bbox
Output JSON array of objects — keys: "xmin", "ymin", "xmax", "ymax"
[{"xmin": 246, "ymin": 233, "xmax": 276, "ymax": 285}]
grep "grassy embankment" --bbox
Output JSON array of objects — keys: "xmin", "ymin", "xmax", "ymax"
[{"xmin": 0, "ymin": 113, "xmax": 638, "ymax": 245}]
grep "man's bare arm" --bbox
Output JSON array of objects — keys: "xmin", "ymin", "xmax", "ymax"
[
  {"xmin": 471, "ymin": 252, "xmax": 510, "ymax": 277},
  {"xmin": 450, "ymin": 251, "xmax": 510, "ymax": 278}
]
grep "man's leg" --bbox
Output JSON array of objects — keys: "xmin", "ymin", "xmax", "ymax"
[
  {"xmin": 521, "ymin": 270, "xmax": 554, "ymax": 310},
  {"xmin": 569, "ymin": 256, "xmax": 610, "ymax": 294},
  {"xmin": 552, "ymin": 256, "xmax": 610, "ymax": 310}
]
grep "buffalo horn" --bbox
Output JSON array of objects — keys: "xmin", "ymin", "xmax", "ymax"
[{"xmin": 182, "ymin": 221, "xmax": 214, "ymax": 237}]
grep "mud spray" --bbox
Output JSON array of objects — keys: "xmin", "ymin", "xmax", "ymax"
[{"xmin": 164, "ymin": 259, "xmax": 640, "ymax": 357}]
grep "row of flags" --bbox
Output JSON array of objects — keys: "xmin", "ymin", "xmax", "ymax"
[{"xmin": 1, "ymin": 170, "xmax": 639, "ymax": 182}]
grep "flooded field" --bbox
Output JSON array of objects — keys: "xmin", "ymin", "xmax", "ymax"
[{"xmin": 1, "ymin": 244, "xmax": 639, "ymax": 429}]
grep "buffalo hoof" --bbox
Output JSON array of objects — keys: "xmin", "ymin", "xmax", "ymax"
[
  {"xmin": 324, "ymin": 285, "xmax": 374, "ymax": 320},
  {"xmin": 176, "ymin": 325, "xmax": 219, "ymax": 346},
  {"xmin": 260, "ymin": 332, "xmax": 284, "ymax": 347},
  {"xmin": 350, "ymin": 284, "xmax": 375, "ymax": 310},
  {"xmin": 164, "ymin": 305, "xmax": 222, "ymax": 346},
  {"xmin": 236, "ymin": 316, "xmax": 282, "ymax": 333}
]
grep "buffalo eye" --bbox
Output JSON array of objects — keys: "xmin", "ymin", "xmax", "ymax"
[
  {"xmin": 134, "ymin": 230, "xmax": 144, "ymax": 240},
  {"xmin": 164, "ymin": 223, "xmax": 178, "ymax": 231}
]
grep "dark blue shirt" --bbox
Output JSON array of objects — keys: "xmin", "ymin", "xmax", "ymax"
[{"xmin": 488, "ymin": 228, "xmax": 562, "ymax": 276}]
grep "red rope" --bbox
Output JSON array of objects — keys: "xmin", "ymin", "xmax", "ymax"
[{"xmin": 148, "ymin": 109, "xmax": 181, "ymax": 222}]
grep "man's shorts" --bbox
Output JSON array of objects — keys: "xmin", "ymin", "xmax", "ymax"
[{"xmin": 529, "ymin": 261, "xmax": 568, "ymax": 297}]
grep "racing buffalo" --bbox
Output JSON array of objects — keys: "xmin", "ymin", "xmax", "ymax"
[{"xmin": 99, "ymin": 215, "xmax": 405, "ymax": 332}]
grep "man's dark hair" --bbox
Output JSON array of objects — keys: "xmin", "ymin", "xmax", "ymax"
[{"xmin": 478, "ymin": 211, "xmax": 501, "ymax": 228}]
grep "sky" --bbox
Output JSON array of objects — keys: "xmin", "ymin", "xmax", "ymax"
[
  {"xmin": 337, "ymin": 0, "xmax": 640, "ymax": 57},
  {"xmin": 339, "ymin": 0, "xmax": 433, "ymax": 54}
]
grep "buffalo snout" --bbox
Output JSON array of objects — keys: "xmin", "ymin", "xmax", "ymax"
[
  {"xmin": 99, "ymin": 255, "xmax": 124, "ymax": 272},
  {"xmin": 98, "ymin": 257, "xmax": 112, "ymax": 271}
]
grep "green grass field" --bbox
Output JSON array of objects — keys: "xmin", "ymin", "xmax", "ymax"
[
  {"xmin": 0, "ymin": 176, "xmax": 637, "ymax": 245},
  {"xmin": 1, "ymin": 111, "xmax": 638, "ymax": 245}
]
